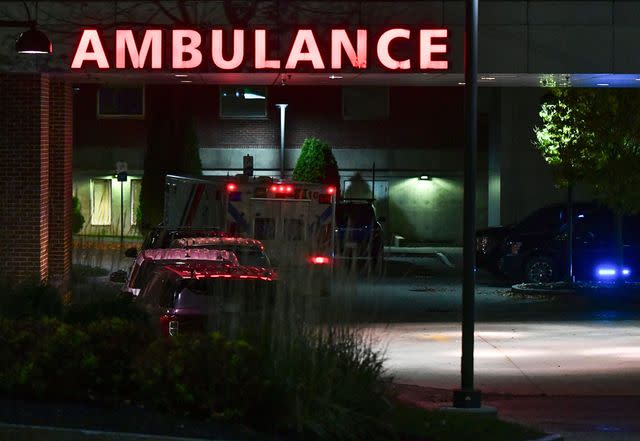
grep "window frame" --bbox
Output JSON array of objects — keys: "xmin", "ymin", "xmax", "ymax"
[
  {"xmin": 90, "ymin": 178, "xmax": 112, "ymax": 226},
  {"xmin": 130, "ymin": 179, "xmax": 142, "ymax": 226},
  {"xmin": 219, "ymin": 86, "xmax": 269, "ymax": 120},
  {"xmin": 96, "ymin": 85, "xmax": 146, "ymax": 119},
  {"xmin": 342, "ymin": 86, "xmax": 390, "ymax": 121}
]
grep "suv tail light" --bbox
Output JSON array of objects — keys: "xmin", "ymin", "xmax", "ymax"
[
  {"xmin": 309, "ymin": 256, "xmax": 331, "ymax": 265},
  {"xmin": 160, "ymin": 314, "xmax": 179, "ymax": 337}
]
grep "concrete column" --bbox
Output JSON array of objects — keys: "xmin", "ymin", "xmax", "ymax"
[
  {"xmin": 48, "ymin": 80, "xmax": 73, "ymax": 291},
  {"xmin": 487, "ymin": 88, "xmax": 501, "ymax": 226},
  {"xmin": 0, "ymin": 73, "xmax": 50, "ymax": 283}
]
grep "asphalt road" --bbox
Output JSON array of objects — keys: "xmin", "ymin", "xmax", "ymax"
[{"xmin": 328, "ymin": 254, "xmax": 640, "ymax": 441}]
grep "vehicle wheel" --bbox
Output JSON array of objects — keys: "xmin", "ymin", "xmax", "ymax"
[{"xmin": 524, "ymin": 256, "xmax": 555, "ymax": 283}]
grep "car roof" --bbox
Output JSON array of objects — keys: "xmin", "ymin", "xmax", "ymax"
[
  {"xmin": 137, "ymin": 248, "xmax": 239, "ymax": 265},
  {"xmin": 161, "ymin": 262, "xmax": 276, "ymax": 281},
  {"xmin": 170, "ymin": 236, "xmax": 265, "ymax": 250}
]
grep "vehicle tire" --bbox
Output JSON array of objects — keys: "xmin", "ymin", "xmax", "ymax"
[{"xmin": 524, "ymin": 255, "xmax": 555, "ymax": 283}]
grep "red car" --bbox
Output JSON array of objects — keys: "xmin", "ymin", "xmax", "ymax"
[
  {"xmin": 136, "ymin": 261, "xmax": 277, "ymax": 337},
  {"xmin": 122, "ymin": 248, "xmax": 239, "ymax": 297},
  {"xmin": 170, "ymin": 236, "xmax": 272, "ymax": 268}
]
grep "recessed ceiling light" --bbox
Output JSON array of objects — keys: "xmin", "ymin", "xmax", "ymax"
[
  {"xmin": 458, "ymin": 82, "xmax": 466, "ymax": 85},
  {"xmin": 180, "ymin": 80, "xmax": 192, "ymax": 83},
  {"xmin": 329, "ymin": 74, "xmax": 343, "ymax": 80},
  {"xmin": 597, "ymin": 83, "xmax": 609, "ymax": 86},
  {"xmin": 174, "ymin": 74, "xmax": 189, "ymax": 78},
  {"xmin": 480, "ymin": 77, "xmax": 495, "ymax": 80}
]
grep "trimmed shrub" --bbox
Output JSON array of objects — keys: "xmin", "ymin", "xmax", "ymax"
[
  {"xmin": 0, "ymin": 281, "xmax": 63, "ymax": 320},
  {"xmin": 22, "ymin": 320, "xmax": 95, "ymax": 400},
  {"xmin": 292, "ymin": 137, "xmax": 340, "ymax": 198},
  {"xmin": 0, "ymin": 318, "xmax": 60, "ymax": 395},
  {"xmin": 65, "ymin": 289, "xmax": 149, "ymax": 326},
  {"xmin": 86, "ymin": 318, "xmax": 154, "ymax": 400},
  {"xmin": 0, "ymin": 317, "xmax": 152, "ymax": 402},
  {"xmin": 134, "ymin": 332, "xmax": 266, "ymax": 419}
]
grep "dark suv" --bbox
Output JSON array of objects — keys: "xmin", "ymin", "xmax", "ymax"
[
  {"xmin": 501, "ymin": 203, "xmax": 640, "ymax": 283},
  {"xmin": 334, "ymin": 200, "xmax": 384, "ymax": 264},
  {"xmin": 476, "ymin": 203, "xmax": 589, "ymax": 276}
]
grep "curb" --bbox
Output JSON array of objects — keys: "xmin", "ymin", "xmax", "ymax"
[
  {"xmin": 0, "ymin": 422, "xmax": 242, "ymax": 441},
  {"xmin": 511, "ymin": 283, "xmax": 576, "ymax": 296},
  {"xmin": 531, "ymin": 435, "xmax": 563, "ymax": 441}
]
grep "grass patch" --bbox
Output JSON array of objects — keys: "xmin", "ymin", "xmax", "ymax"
[{"xmin": 388, "ymin": 403, "xmax": 545, "ymax": 441}]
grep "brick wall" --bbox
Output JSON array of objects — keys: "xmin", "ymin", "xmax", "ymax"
[
  {"xmin": 48, "ymin": 81, "xmax": 73, "ymax": 290},
  {"xmin": 74, "ymin": 85, "xmax": 475, "ymax": 156},
  {"xmin": 0, "ymin": 74, "xmax": 50, "ymax": 283}
]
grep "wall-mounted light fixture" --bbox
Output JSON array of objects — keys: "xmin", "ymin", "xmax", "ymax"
[{"xmin": 419, "ymin": 175, "xmax": 431, "ymax": 181}]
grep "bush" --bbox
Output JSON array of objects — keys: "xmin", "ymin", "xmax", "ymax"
[
  {"xmin": 134, "ymin": 332, "xmax": 266, "ymax": 419},
  {"xmin": 71, "ymin": 264, "xmax": 109, "ymax": 284},
  {"xmin": 86, "ymin": 318, "xmax": 154, "ymax": 400},
  {"xmin": 26, "ymin": 321, "xmax": 95, "ymax": 400},
  {"xmin": 72, "ymin": 196, "xmax": 86, "ymax": 234},
  {"xmin": 64, "ymin": 290, "xmax": 149, "ymax": 326},
  {"xmin": 257, "ymin": 325, "xmax": 392, "ymax": 440},
  {"xmin": 0, "ymin": 280, "xmax": 63, "ymax": 320},
  {"xmin": 0, "ymin": 317, "xmax": 152, "ymax": 402},
  {"xmin": 0, "ymin": 318, "xmax": 60, "ymax": 395}
]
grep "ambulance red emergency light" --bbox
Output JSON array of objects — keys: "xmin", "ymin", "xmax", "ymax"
[{"xmin": 70, "ymin": 27, "xmax": 448, "ymax": 71}]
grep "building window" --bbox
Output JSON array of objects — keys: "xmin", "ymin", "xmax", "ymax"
[
  {"xmin": 342, "ymin": 87, "xmax": 389, "ymax": 120},
  {"xmin": 91, "ymin": 179, "xmax": 112, "ymax": 226},
  {"xmin": 97, "ymin": 85, "xmax": 145, "ymax": 118},
  {"xmin": 220, "ymin": 86, "xmax": 267, "ymax": 119},
  {"xmin": 130, "ymin": 179, "xmax": 142, "ymax": 225}
]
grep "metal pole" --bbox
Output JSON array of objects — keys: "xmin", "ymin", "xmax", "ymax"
[
  {"xmin": 567, "ymin": 184, "xmax": 574, "ymax": 284},
  {"xmin": 453, "ymin": 0, "xmax": 481, "ymax": 409},
  {"xmin": 372, "ymin": 162, "xmax": 376, "ymax": 200},
  {"xmin": 120, "ymin": 180, "xmax": 124, "ymax": 244},
  {"xmin": 276, "ymin": 104, "xmax": 288, "ymax": 179}
]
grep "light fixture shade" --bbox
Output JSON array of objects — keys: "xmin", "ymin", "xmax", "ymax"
[{"xmin": 16, "ymin": 27, "xmax": 52, "ymax": 54}]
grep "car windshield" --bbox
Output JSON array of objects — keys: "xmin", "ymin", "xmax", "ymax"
[
  {"xmin": 336, "ymin": 204, "xmax": 375, "ymax": 227},
  {"xmin": 175, "ymin": 278, "xmax": 276, "ymax": 309},
  {"xmin": 186, "ymin": 245, "xmax": 270, "ymax": 267},
  {"xmin": 515, "ymin": 206, "xmax": 563, "ymax": 233}
]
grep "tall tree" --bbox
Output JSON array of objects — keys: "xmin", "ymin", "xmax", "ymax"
[
  {"xmin": 535, "ymin": 88, "xmax": 640, "ymax": 282},
  {"xmin": 137, "ymin": 104, "xmax": 202, "ymax": 233},
  {"xmin": 534, "ymin": 88, "xmax": 593, "ymax": 283}
]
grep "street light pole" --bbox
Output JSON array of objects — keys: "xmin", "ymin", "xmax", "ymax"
[
  {"xmin": 276, "ymin": 104, "xmax": 288, "ymax": 179},
  {"xmin": 454, "ymin": 0, "xmax": 482, "ymax": 409}
]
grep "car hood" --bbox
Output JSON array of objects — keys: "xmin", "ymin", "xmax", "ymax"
[{"xmin": 476, "ymin": 225, "xmax": 513, "ymax": 237}]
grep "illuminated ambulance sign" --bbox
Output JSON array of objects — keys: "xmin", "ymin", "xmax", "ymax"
[{"xmin": 71, "ymin": 28, "xmax": 448, "ymax": 71}]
